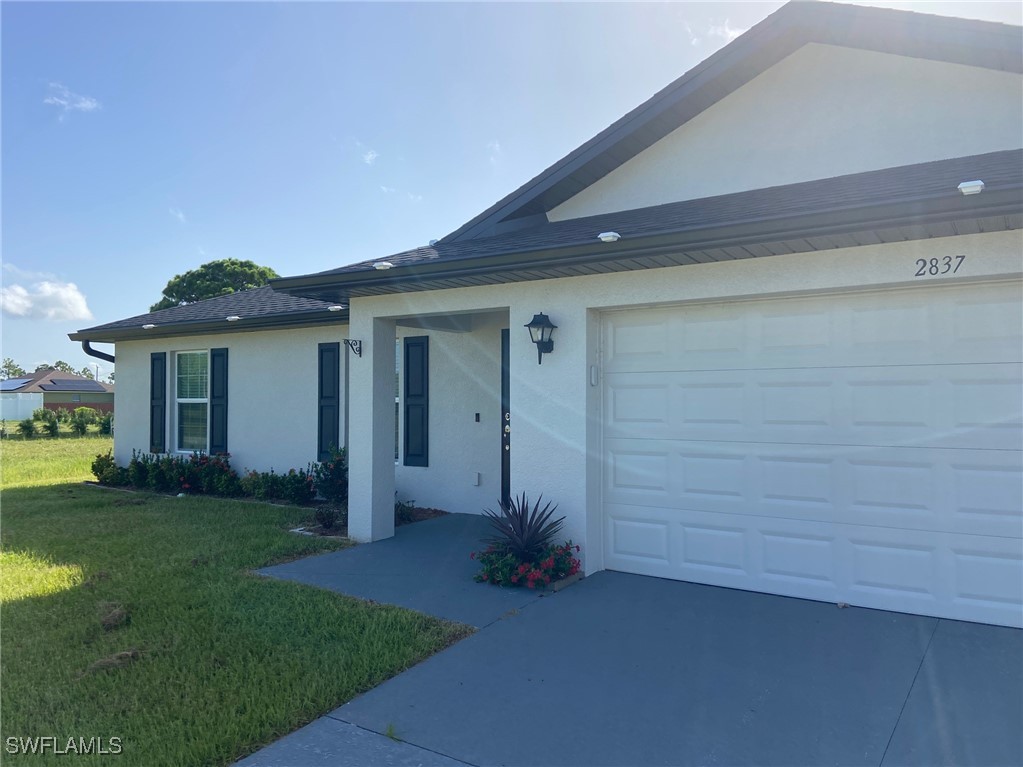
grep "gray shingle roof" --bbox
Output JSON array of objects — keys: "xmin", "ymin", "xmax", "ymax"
[{"xmin": 71, "ymin": 286, "xmax": 344, "ymax": 341}]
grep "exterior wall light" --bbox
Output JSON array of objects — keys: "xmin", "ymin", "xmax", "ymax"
[{"xmin": 524, "ymin": 312, "xmax": 557, "ymax": 364}]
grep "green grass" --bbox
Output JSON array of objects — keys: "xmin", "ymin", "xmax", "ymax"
[
  {"xmin": 0, "ymin": 438, "xmax": 471, "ymax": 765},
  {"xmin": 0, "ymin": 434, "xmax": 113, "ymax": 487}
]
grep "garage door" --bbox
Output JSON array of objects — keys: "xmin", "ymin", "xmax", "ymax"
[{"xmin": 602, "ymin": 280, "xmax": 1022, "ymax": 627}]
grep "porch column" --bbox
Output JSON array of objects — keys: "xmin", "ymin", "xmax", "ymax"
[{"xmin": 347, "ymin": 314, "xmax": 396, "ymax": 542}]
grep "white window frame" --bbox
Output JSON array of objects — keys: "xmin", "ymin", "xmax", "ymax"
[{"xmin": 173, "ymin": 350, "xmax": 210, "ymax": 454}]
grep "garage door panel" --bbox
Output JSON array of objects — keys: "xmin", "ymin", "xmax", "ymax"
[
  {"xmin": 606, "ymin": 440, "xmax": 1021, "ymax": 538},
  {"xmin": 602, "ymin": 281, "xmax": 1023, "ymax": 373},
  {"xmin": 605, "ymin": 365, "xmax": 1022, "ymax": 450},
  {"xmin": 605, "ymin": 504, "xmax": 1023, "ymax": 625}
]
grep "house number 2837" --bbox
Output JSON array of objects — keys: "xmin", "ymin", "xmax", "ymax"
[{"xmin": 915, "ymin": 255, "xmax": 965, "ymax": 277}]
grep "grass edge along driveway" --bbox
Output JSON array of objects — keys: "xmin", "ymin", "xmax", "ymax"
[{"xmin": 1, "ymin": 438, "xmax": 472, "ymax": 766}]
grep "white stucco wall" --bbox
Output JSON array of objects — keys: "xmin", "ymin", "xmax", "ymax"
[
  {"xmin": 550, "ymin": 44, "xmax": 1023, "ymax": 221},
  {"xmin": 114, "ymin": 324, "xmax": 348, "ymax": 474},
  {"xmin": 394, "ymin": 314, "xmax": 505, "ymax": 514},
  {"xmin": 347, "ymin": 231, "xmax": 1023, "ymax": 568}
]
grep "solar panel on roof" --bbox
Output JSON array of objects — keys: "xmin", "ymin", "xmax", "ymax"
[
  {"xmin": 0, "ymin": 378, "xmax": 33, "ymax": 391},
  {"xmin": 38, "ymin": 379, "xmax": 107, "ymax": 392}
]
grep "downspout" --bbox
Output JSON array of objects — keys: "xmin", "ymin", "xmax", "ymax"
[{"xmin": 81, "ymin": 340, "xmax": 115, "ymax": 364}]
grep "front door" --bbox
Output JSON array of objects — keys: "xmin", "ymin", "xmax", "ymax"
[{"xmin": 501, "ymin": 329, "xmax": 511, "ymax": 507}]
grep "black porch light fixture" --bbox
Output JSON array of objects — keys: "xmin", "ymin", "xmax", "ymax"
[{"xmin": 524, "ymin": 312, "xmax": 557, "ymax": 364}]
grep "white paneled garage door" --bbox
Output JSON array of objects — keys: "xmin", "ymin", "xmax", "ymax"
[{"xmin": 602, "ymin": 280, "xmax": 1023, "ymax": 627}]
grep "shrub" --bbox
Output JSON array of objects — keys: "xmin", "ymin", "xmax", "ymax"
[
  {"xmin": 42, "ymin": 419, "xmax": 61, "ymax": 438},
  {"xmin": 472, "ymin": 541, "xmax": 581, "ymax": 588},
  {"xmin": 482, "ymin": 493, "xmax": 564, "ymax": 563},
  {"xmin": 69, "ymin": 412, "xmax": 91, "ymax": 436},
  {"xmin": 54, "ymin": 407, "xmax": 71, "ymax": 423},
  {"xmin": 314, "ymin": 505, "xmax": 346, "ymax": 531},
  {"xmin": 98, "ymin": 412, "xmax": 114, "ymax": 435},
  {"xmin": 313, "ymin": 447, "xmax": 348, "ymax": 504},
  {"xmin": 32, "ymin": 407, "xmax": 56, "ymax": 424},
  {"xmin": 92, "ymin": 451, "xmax": 125, "ymax": 485},
  {"xmin": 73, "ymin": 407, "xmax": 99, "ymax": 425},
  {"xmin": 280, "ymin": 468, "xmax": 316, "ymax": 505},
  {"xmin": 146, "ymin": 454, "xmax": 181, "ymax": 493},
  {"xmin": 17, "ymin": 419, "xmax": 35, "ymax": 438},
  {"xmin": 241, "ymin": 469, "xmax": 280, "ymax": 501},
  {"xmin": 395, "ymin": 497, "xmax": 416, "ymax": 525}
]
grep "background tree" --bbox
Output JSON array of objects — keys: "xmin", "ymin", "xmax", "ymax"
[
  {"xmin": 35, "ymin": 361, "xmax": 77, "ymax": 375},
  {"xmin": 1, "ymin": 358, "xmax": 27, "ymax": 380},
  {"xmin": 150, "ymin": 258, "xmax": 280, "ymax": 311}
]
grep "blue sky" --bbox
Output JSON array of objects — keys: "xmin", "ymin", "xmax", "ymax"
[{"xmin": 2, "ymin": 1, "xmax": 1019, "ymax": 378}]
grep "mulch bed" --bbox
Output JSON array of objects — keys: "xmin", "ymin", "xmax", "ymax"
[{"xmin": 299, "ymin": 506, "xmax": 449, "ymax": 538}]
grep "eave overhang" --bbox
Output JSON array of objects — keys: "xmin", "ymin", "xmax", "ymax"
[{"xmin": 272, "ymin": 184, "xmax": 1023, "ymax": 304}]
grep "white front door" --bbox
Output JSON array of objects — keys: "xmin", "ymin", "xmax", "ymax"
[{"xmin": 602, "ymin": 280, "xmax": 1023, "ymax": 627}]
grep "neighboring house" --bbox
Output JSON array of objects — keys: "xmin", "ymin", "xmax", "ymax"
[
  {"xmin": 0, "ymin": 368, "xmax": 114, "ymax": 421},
  {"xmin": 72, "ymin": 2, "xmax": 1023, "ymax": 628}
]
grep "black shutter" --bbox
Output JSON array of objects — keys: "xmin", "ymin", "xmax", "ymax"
[
  {"xmin": 403, "ymin": 336, "xmax": 429, "ymax": 467},
  {"xmin": 318, "ymin": 342, "xmax": 340, "ymax": 461},
  {"xmin": 209, "ymin": 348, "xmax": 228, "ymax": 454},
  {"xmin": 150, "ymin": 352, "xmax": 167, "ymax": 453}
]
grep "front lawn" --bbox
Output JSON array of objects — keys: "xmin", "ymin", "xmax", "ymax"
[{"xmin": 0, "ymin": 438, "xmax": 470, "ymax": 765}]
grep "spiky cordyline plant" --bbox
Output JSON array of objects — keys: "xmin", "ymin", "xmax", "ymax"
[{"xmin": 483, "ymin": 493, "xmax": 564, "ymax": 563}]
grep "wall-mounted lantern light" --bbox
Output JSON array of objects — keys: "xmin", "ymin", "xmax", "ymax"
[{"xmin": 524, "ymin": 313, "xmax": 557, "ymax": 365}]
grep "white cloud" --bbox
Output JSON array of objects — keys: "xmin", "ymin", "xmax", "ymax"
[
  {"xmin": 1, "ymin": 274, "xmax": 93, "ymax": 322},
  {"xmin": 379, "ymin": 185, "xmax": 396, "ymax": 194},
  {"xmin": 683, "ymin": 21, "xmax": 700, "ymax": 46},
  {"xmin": 407, "ymin": 192, "xmax": 422, "ymax": 203},
  {"xmin": 487, "ymin": 139, "xmax": 503, "ymax": 165},
  {"xmin": 362, "ymin": 149, "xmax": 379, "ymax": 165},
  {"xmin": 707, "ymin": 19, "xmax": 747, "ymax": 43},
  {"xmin": 169, "ymin": 207, "xmax": 187, "ymax": 224},
  {"xmin": 43, "ymin": 82, "xmax": 101, "ymax": 120}
]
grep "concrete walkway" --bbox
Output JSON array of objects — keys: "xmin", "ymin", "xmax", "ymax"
[
  {"xmin": 260, "ymin": 514, "xmax": 542, "ymax": 628},
  {"xmin": 242, "ymin": 515, "xmax": 1022, "ymax": 767}
]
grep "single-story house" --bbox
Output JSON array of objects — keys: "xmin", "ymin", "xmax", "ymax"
[
  {"xmin": 0, "ymin": 368, "xmax": 114, "ymax": 422},
  {"xmin": 71, "ymin": 2, "xmax": 1022, "ymax": 628}
]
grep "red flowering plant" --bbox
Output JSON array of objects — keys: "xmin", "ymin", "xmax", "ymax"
[{"xmin": 471, "ymin": 494, "xmax": 581, "ymax": 589}]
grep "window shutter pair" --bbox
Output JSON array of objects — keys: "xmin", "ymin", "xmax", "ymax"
[{"xmin": 149, "ymin": 349, "xmax": 227, "ymax": 454}]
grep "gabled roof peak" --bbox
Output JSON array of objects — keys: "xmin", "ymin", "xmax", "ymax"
[{"xmin": 441, "ymin": 0, "xmax": 1022, "ymax": 244}]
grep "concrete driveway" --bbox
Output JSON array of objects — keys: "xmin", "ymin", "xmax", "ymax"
[{"xmin": 244, "ymin": 516, "xmax": 1022, "ymax": 767}]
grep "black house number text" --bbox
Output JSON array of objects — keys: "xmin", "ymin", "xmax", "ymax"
[{"xmin": 915, "ymin": 255, "xmax": 965, "ymax": 277}]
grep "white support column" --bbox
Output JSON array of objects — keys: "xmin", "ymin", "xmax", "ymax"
[{"xmin": 347, "ymin": 313, "xmax": 396, "ymax": 542}]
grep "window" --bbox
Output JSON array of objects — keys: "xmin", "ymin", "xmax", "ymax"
[{"xmin": 175, "ymin": 351, "xmax": 209, "ymax": 452}]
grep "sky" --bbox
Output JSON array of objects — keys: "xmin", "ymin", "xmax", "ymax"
[{"xmin": 3, "ymin": 1, "xmax": 1020, "ymax": 379}]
